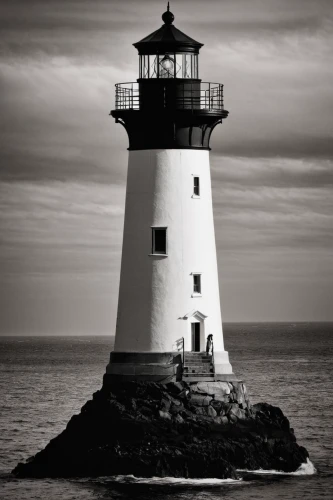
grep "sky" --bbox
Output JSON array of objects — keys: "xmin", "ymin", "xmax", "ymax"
[{"xmin": 0, "ymin": 0, "xmax": 332, "ymax": 334}]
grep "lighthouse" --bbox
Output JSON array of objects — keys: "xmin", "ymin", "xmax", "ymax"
[{"xmin": 105, "ymin": 4, "xmax": 235, "ymax": 383}]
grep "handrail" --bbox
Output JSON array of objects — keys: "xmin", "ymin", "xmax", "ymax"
[
  {"xmin": 115, "ymin": 81, "xmax": 223, "ymax": 87},
  {"xmin": 211, "ymin": 340, "xmax": 214, "ymax": 373},
  {"xmin": 113, "ymin": 81, "xmax": 224, "ymax": 112},
  {"xmin": 172, "ymin": 337, "xmax": 185, "ymax": 372}
]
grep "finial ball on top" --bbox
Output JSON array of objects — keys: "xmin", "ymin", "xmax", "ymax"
[{"xmin": 162, "ymin": 2, "xmax": 174, "ymax": 25}]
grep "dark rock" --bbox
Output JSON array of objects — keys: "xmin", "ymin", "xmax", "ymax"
[
  {"xmin": 229, "ymin": 405, "xmax": 246, "ymax": 420},
  {"xmin": 140, "ymin": 406, "xmax": 154, "ymax": 418},
  {"xmin": 160, "ymin": 398, "xmax": 171, "ymax": 412},
  {"xmin": 178, "ymin": 389, "xmax": 190, "ymax": 399},
  {"xmin": 207, "ymin": 405, "xmax": 217, "ymax": 418},
  {"xmin": 128, "ymin": 398, "xmax": 137, "ymax": 411},
  {"xmin": 214, "ymin": 395, "xmax": 231, "ymax": 404},
  {"xmin": 166, "ymin": 382, "xmax": 184, "ymax": 395},
  {"xmin": 108, "ymin": 400, "xmax": 126, "ymax": 415},
  {"xmin": 174, "ymin": 414, "xmax": 184, "ymax": 424},
  {"xmin": 220, "ymin": 403, "xmax": 233, "ymax": 415},
  {"xmin": 170, "ymin": 398, "xmax": 182, "ymax": 406},
  {"xmin": 12, "ymin": 381, "xmax": 309, "ymax": 479},
  {"xmin": 190, "ymin": 394, "xmax": 212, "ymax": 406},
  {"xmin": 158, "ymin": 410, "xmax": 172, "ymax": 420},
  {"xmin": 170, "ymin": 402, "xmax": 184, "ymax": 415},
  {"xmin": 180, "ymin": 408, "xmax": 193, "ymax": 419},
  {"xmin": 193, "ymin": 406, "xmax": 206, "ymax": 416}
]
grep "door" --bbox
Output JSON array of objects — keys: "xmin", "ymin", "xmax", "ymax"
[{"xmin": 191, "ymin": 322, "xmax": 200, "ymax": 352}]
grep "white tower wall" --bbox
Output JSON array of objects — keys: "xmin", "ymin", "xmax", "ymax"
[{"xmin": 113, "ymin": 149, "xmax": 232, "ymax": 375}]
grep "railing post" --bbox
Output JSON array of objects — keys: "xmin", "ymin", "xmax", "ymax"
[
  {"xmin": 182, "ymin": 336, "xmax": 185, "ymax": 369},
  {"xmin": 212, "ymin": 340, "xmax": 215, "ymax": 373}
]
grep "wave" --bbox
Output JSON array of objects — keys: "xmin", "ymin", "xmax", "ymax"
[
  {"xmin": 72, "ymin": 459, "xmax": 316, "ymax": 487},
  {"xmin": 86, "ymin": 475, "xmax": 242, "ymax": 486},
  {"xmin": 238, "ymin": 458, "xmax": 316, "ymax": 476}
]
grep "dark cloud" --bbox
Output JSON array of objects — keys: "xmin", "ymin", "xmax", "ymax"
[
  {"xmin": 213, "ymin": 135, "xmax": 333, "ymax": 161},
  {"xmin": 0, "ymin": 57, "xmax": 129, "ymax": 182},
  {"xmin": 0, "ymin": 150, "xmax": 126, "ymax": 183},
  {"xmin": 211, "ymin": 156, "xmax": 333, "ymax": 190},
  {"xmin": 0, "ymin": 179, "xmax": 125, "ymax": 334}
]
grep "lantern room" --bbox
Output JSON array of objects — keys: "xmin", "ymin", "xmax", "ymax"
[
  {"xmin": 134, "ymin": 3, "xmax": 202, "ymax": 80},
  {"xmin": 111, "ymin": 3, "xmax": 228, "ymax": 150}
]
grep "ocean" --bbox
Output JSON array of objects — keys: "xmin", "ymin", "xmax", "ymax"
[{"xmin": 0, "ymin": 322, "xmax": 332, "ymax": 499}]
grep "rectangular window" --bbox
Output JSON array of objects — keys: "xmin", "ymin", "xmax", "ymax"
[
  {"xmin": 152, "ymin": 227, "xmax": 167, "ymax": 254},
  {"xmin": 193, "ymin": 274, "xmax": 201, "ymax": 294},
  {"xmin": 193, "ymin": 176, "xmax": 200, "ymax": 196}
]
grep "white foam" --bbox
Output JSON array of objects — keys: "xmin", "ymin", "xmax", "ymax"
[
  {"xmin": 95, "ymin": 475, "xmax": 242, "ymax": 485},
  {"xmin": 238, "ymin": 458, "xmax": 316, "ymax": 476}
]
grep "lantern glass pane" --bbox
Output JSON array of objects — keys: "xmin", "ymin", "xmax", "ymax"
[
  {"xmin": 140, "ymin": 53, "xmax": 199, "ymax": 79},
  {"xmin": 150, "ymin": 56, "xmax": 158, "ymax": 78}
]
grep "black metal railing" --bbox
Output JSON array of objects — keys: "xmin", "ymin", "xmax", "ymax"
[
  {"xmin": 114, "ymin": 81, "xmax": 224, "ymax": 112},
  {"xmin": 115, "ymin": 82, "xmax": 140, "ymax": 110},
  {"xmin": 173, "ymin": 337, "xmax": 185, "ymax": 369}
]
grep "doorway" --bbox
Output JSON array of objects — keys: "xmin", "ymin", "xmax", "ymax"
[{"xmin": 191, "ymin": 322, "xmax": 200, "ymax": 351}]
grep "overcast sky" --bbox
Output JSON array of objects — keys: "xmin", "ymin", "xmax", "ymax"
[{"xmin": 0, "ymin": 0, "xmax": 332, "ymax": 334}]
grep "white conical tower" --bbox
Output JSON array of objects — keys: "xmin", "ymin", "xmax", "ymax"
[{"xmin": 105, "ymin": 5, "xmax": 234, "ymax": 383}]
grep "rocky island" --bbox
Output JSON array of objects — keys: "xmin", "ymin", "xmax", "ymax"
[{"xmin": 13, "ymin": 379, "xmax": 309, "ymax": 479}]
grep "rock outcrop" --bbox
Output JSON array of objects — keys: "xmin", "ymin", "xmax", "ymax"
[{"xmin": 13, "ymin": 380, "xmax": 309, "ymax": 479}]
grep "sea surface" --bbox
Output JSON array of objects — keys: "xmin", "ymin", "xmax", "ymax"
[{"xmin": 0, "ymin": 322, "xmax": 332, "ymax": 500}]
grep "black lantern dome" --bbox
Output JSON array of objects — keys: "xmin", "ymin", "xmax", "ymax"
[
  {"xmin": 134, "ymin": 3, "xmax": 203, "ymax": 79},
  {"xmin": 111, "ymin": 4, "xmax": 228, "ymax": 150}
]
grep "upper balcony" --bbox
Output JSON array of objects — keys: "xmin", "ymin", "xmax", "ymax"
[{"xmin": 113, "ymin": 81, "xmax": 227, "ymax": 116}]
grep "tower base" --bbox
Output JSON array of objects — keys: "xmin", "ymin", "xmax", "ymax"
[
  {"xmin": 105, "ymin": 351, "xmax": 181, "ymax": 383},
  {"xmin": 105, "ymin": 350, "xmax": 235, "ymax": 383}
]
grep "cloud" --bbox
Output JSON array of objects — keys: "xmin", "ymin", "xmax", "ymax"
[
  {"xmin": 0, "ymin": 178, "xmax": 126, "ymax": 334},
  {"xmin": 206, "ymin": 20, "xmax": 333, "ymax": 159},
  {"xmin": 0, "ymin": 57, "xmax": 132, "ymax": 182},
  {"xmin": 211, "ymin": 156, "xmax": 333, "ymax": 189},
  {"xmin": 209, "ymin": 156, "xmax": 333, "ymax": 314},
  {"xmin": 0, "ymin": 180, "xmax": 125, "ymax": 274},
  {"xmin": 211, "ymin": 156, "xmax": 333, "ymax": 247}
]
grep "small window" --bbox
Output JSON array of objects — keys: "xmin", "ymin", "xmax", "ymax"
[
  {"xmin": 193, "ymin": 274, "xmax": 201, "ymax": 294},
  {"xmin": 193, "ymin": 176, "xmax": 200, "ymax": 196},
  {"xmin": 152, "ymin": 227, "xmax": 167, "ymax": 254}
]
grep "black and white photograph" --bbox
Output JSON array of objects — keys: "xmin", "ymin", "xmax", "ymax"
[{"xmin": 0, "ymin": 1, "xmax": 332, "ymax": 499}]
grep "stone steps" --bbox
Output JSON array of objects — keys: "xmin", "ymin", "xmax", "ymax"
[
  {"xmin": 183, "ymin": 365, "xmax": 213, "ymax": 373},
  {"xmin": 184, "ymin": 363, "xmax": 213, "ymax": 368},
  {"xmin": 182, "ymin": 373, "xmax": 215, "ymax": 382},
  {"xmin": 185, "ymin": 360, "xmax": 211, "ymax": 364},
  {"xmin": 184, "ymin": 353, "xmax": 212, "ymax": 358},
  {"xmin": 185, "ymin": 361, "xmax": 212, "ymax": 366},
  {"xmin": 185, "ymin": 353, "xmax": 211, "ymax": 359},
  {"xmin": 182, "ymin": 352, "xmax": 215, "ymax": 381}
]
